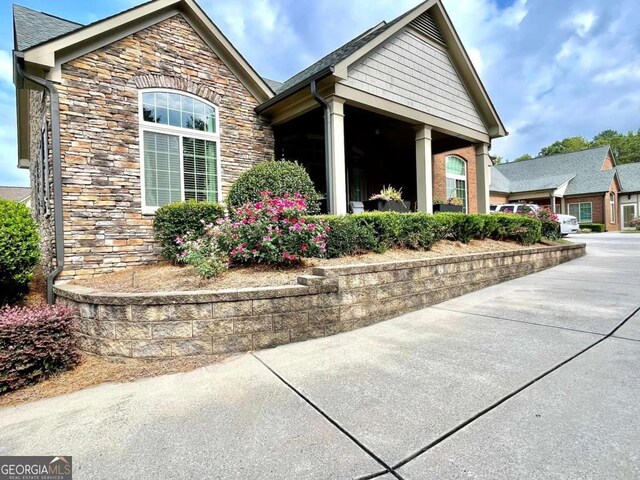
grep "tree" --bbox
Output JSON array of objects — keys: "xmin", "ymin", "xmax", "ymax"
[
  {"xmin": 539, "ymin": 136, "xmax": 590, "ymax": 156},
  {"xmin": 512, "ymin": 153, "xmax": 532, "ymax": 162},
  {"xmin": 492, "ymin": 155, "xmax": 505, "ymax": 165}
]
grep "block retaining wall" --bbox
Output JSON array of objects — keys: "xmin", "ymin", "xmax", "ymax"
[{"xmin": 54, "ymin": 243, "xmax": 586, "ymax": 358}]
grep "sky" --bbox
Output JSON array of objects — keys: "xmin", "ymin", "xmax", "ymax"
[{"xmin": 1, "ymin": 0, "xmax": 639, "ymax": 186}]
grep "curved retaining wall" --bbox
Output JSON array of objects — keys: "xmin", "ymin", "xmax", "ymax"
[{"xmin": 55, "ymin": 243, "xmax": 586, "ymax": 358}]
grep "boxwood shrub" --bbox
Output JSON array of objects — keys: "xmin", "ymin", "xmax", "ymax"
[
  {"xmin": 307, "ymin": 212, "xmax": 541, "ymax": 258},
  {"xmin": 0, "ymin": 200, "xmax": 40, "ymax": 305},
  {"xmin": 153, "ymin": 201, "xmax": 226, "ymax": 261},
  {"xmin": 579, "ymin": 223, "xmax": 605, "ymax": 233},
  {"xmin": 227, "ymin": 161, "xmax": 321, "ymax": 214},
  {"xmin": 0, "ymin": 304, "xmax": 79, "ymax": 394}
]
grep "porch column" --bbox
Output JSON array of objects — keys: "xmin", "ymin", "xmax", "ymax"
[
  {"xmin": 550, "ymin": 194, "xmax": 556, "ymax": 213},
  {"xmin": 560, "ymin": 197, "xmax": 566, "ymax": 214},
  {"xmin": 415, "ymin": 125, "xmax": 433, "ymax": 213},
  {"xmin": 327, "ymin": 96, "xmax": 347, "ymax": 215},
  {"xmin": 475, "ymin": 143, "xmax": 491, "ymax": 214}
]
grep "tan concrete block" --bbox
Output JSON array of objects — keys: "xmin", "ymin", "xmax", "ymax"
[
  {"xmin": 273, "ymin": 312, "xmax": 308, "ymax": 331},
  {"xmin": 115, "ymin": 322, "xmax": 152, "ymax": 340},
  {"xmin": 234, "ymin": 316, "xmax": 273, "ymax": 334},
  {"xmin": 211, "ymin": 335, "xmax": 252, "ymax": 354},
  {"xmin": 152, "ymin": 322, "xmax": 192, "ymax": 339},
  {"xmin": 132, "ymin": 340, "xmax": 172, "ymax": 358},
  {"xmin": 192, "ymin": 320, "xmax": 234, "ymax": 337},
  {"xmin": 252, "ymin": 331, "xmax": 290, "ymax": 350},
  {"xmin": 171, "ymin": 339, "xmax": 212, "ymax": 356},
  {"xmin": 173, "ymin": 303, "xmax": 212, "ymax": 320},
  {"xmin": 212, "ymin": 300, "xmax": 252, "ymax": 318}
]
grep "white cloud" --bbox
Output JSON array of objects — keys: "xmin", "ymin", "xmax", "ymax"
[
  {"xmin": 570, "ymin": 11, "xmax": 597, "ymax": 37},
  {"xmin": 594, "ymin": 62, "xmax": 640, "ymax": 84}
]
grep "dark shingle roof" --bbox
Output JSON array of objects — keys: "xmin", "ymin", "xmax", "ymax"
[
  {"xmin": 0, "ymin": 186, "xmax": 31, "ymax": 202},
  {"xmin": 492, "ymin": 146, "xmax": 615, "ymax": 195},
  {"xmin": 616, "ymin": 162, "xmax": 640, "ymax": 193},
  {"xmin": 262, "ymin": 78, "xmax": 283, "ymax": 93},
  {"xmin": 13, "ymin": 4, "xmax": 83, "ymax": 51}
]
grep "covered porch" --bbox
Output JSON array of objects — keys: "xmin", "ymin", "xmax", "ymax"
[{"xmin": 265, "ymin": 89, "xmax": 492, "ymax": 215}]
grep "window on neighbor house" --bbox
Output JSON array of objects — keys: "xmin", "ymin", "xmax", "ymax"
[
  {"xmin": 610, "ymin": 192, "xmax": 616, "ymax": 224},
  {"xmin": 139, "ymin": 90, "xmax": 220, "ymax": 210},
  {"xmin": 568, "ymin": 202, "xmax": 593, "ymax": 223},
  {"xmin": 445, "ymin": 156, "xmax": 467, "ymax": 213}
]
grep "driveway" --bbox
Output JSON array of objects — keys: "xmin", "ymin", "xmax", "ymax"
[{"xmin": 1, "ymin": 233, "xmax": 639, "ymax": 479}]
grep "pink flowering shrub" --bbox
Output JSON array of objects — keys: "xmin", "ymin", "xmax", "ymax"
[
  {"xmin": 0, "ymin": 304, "xmax": 80, "ymax": 394},
  {"xmin": 178, "ymin": 192, "xmax": 329, "ymax": 277},
  {"xmin": 527, "ymin": 207, "xmax": 561, "ymax": 239}
]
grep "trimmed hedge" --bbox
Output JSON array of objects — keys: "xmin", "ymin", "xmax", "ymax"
[
  {"xmin": 579, "ymin": 223, "xmax": 605, "ymax": 233},
  {"xmin": 154, "ymin": 201, "xmax": 226, "ymax": 261},
  {"xmin": 308, "ymin": 212, "xmax": 541, "ymax": 258},
  {"xmin": 0, "ymin": 304, "xmax": 79, "ymax": 394},
  {"xmin": 0, "ymin": 200, "xmax": 40, "ymax": 305},
  {"xmin": 227, "ymin": 161, "xmax": 320, "ymax": 214}
]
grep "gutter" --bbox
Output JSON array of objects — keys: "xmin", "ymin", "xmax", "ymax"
[
  {"xmin": 16, "ymin": 61, "xmax": 64, "ymax": 304},
  {"xmin": 310, "ymin": 79, "xmax": 333, "ymax": 214},
  {"xmin": 255, "ymin": 66, "xmax": 334, "ymax": 114}
]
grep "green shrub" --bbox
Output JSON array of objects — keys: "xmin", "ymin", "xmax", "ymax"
[
  {"xmin": 304, "ymin": 212, "xmax": 542, "ymax": 258},
  {"xmin": 491, "ymin": 214, "xmax": 542, "ymax": 245},
  {"xmin": 0, "ymin": 200, "xmax": 40, "ymax": 304},
  {"xmin": 579, "ymin": 223, "xmax": 605, "ymax": 233},
  {"xmin": 227, "ymin": 161, "xmax": 320, "ymax": 214},
  {"xmin": 307, "ymin": 215, "xmax": 378, "ymax": 258},
  {"xmin": 153, "ymin": 201, "xmax": 226, "ymax": 261}
]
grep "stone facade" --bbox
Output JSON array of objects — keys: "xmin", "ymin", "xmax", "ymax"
[
  {"xmin": 56, "ymin": 243, "xmax": 586, "ymax": 358},
  {"xmin": 432, "ymin": 145, "xmax": 478, "ymax": 213},
  {"xmin": 28, "ymin": 90, "xmax": 56, "ymax": 274},
  {"xmin": 47, "ymin": 14, "xmax": 273, "ymax": 279}
]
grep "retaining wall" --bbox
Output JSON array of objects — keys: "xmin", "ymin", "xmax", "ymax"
[{"xmin": 55, "ymin": 243, "xmax": 586, "ymax": 358}]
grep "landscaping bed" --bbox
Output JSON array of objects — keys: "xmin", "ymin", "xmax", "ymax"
[{"xmin": 67, "ymin": 239, "xmax": 536, "ymax": 294}]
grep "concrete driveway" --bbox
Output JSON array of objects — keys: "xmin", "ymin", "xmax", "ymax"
[{"xmin": 1, "ymin": 233, "xmax": 639, "ymax": 479}]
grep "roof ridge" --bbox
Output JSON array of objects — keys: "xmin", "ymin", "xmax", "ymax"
[
  {"xmin": 13, "ymin": 4, "xmax": 83, "ymax": 27},
  {"xmin": 503, "ymin": 145, "xmax": 610, "ymax": 165}
]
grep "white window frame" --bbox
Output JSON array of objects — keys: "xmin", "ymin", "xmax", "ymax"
[
  {"xmin": 445, "ymin": 155, "xmax": 468, "ymax": 213},
  {"xmin": 610, "ymin": 192, "xmax": 616, "ymax": 224},
  {"xmin": 138, "ymin": 89, "xmax": 221, "ymax": 214},
  {"xmin": 568, "ymin": 202, "xmax": 593, "ymax": 223}
]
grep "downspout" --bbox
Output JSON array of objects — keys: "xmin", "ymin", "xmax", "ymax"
[
  {"xmin": 16, "ymin": 63, "xmax": 64, "ymax": 304},
  {"xmin": 310, "ymin": 80, "xmax": 333, "ymax": 214}
]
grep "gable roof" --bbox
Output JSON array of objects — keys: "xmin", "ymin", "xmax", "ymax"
[
  {"xmin": 13, "ymin": 5, "xmax": 82, "ymax": 51},
  {"xmin": 616, "ymin": 162, "xmax": 640, "ymax": 193},
  {"xmin": 492, "ymin": 146, "xmax": 617, "ymax": 195},
  {"xmin": 0, "ymin": 186, "xmax": 31, "ymax": 203},
  {"xmin": 14, "ymin": 0, "xmax": 273, "ymax": 102},
  {"xmin": 258, "ymin": 0, "xmax": 506, "ymax": 138}
]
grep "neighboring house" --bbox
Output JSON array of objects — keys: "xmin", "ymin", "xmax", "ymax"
[
  {"xmin": 489, "ymin": 146, "xmax": 627, "ymax": 230},
  {"xmin": 12, "ymin": 0, "xmax": 506, "ymax": 290},
  {"xmin": 0, "ymin": 185, "xmax": 31, "ymax": 207},
  {"xmin": 616, "ymin": 162, "xmax": 640, "ymax": 229}
]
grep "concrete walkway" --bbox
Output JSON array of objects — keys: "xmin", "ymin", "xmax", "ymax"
[{"xmin": 1, "ymin": 233, "xmax": 639, "ymax": 479}]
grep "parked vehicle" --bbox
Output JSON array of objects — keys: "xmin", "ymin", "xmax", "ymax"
[{"xmin": 493, "ymin": 204, "xmax": 579, "ymax": 235}]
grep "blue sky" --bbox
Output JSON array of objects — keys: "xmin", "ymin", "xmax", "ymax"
[{"xmin": 1, "ymin": 0, "xmax": 639, "ymax": 186}]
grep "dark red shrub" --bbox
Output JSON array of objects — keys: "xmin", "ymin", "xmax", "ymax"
[{"xmin": 0, "ymin": 304, "xmax": 80, "ymax": 394}]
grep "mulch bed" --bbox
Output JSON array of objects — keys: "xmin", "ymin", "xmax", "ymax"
[{"xmin": 67, "ymin": 239, "xmax": 537, "ymax": 294}]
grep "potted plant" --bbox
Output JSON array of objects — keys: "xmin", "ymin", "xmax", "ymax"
[
  {"xmin": 433, "ymin": 197, "xmax": 464, "ymax": 213},
  {"xmin": 363, "ymin": 186, "xmax": 410, "ymax": 212}
]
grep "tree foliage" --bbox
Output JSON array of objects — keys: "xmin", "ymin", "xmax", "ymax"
[{"xmin": 509, "ymin": 129, "xmax": 640, "ymax": 164}]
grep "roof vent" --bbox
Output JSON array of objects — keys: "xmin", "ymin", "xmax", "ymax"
[{"xmin": 410, "ymin": 11, "xmax": 446, "ymax": 45}]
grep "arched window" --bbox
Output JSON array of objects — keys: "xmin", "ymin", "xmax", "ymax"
[
  {"xmin": 445, "ymin": 156, "xmax": 467, "ymax": 213},
  {"xmin": 139, "ymin": 90, "xmax": 220, "ymax": 211}
]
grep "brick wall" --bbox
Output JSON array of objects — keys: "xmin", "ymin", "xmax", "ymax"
[
  {"xmin": 56, "ymin": 244, "xmax": 586, "ymax": 358},
  {"xmin": 490, "ymin": 193, "xmax": 508, "ymax": 205},
  {"xmin": 432, "ymin": 146, "xmax": 478, "ymax": 213},
  {"xmin": 564, "ymin": 194, "xmax": 605, "ymax": 224},
  {"xmin": 52, "ymin": 14, "xmax": 274, "ymax": 279}
]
